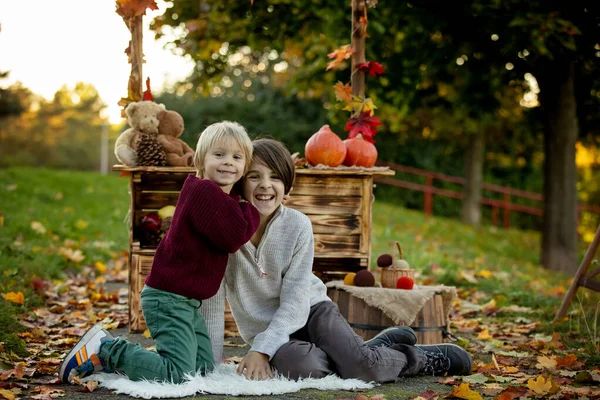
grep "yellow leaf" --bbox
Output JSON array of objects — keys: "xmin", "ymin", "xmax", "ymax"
[
  {"xmin": 449, "ymin": 382, "xmax": 482, "ymax": 400},
  {"xmin": 527, "ymin": 375, "xmax": 552, "ymax": 395},
  {"xmin": 2, "ymin": 292, "xmax": 24, "ymax": 305},
  {"xmin": 58, "ymin": 247, "xmax": 85, "ymax": 263},
  {"xmin": 536, "ymin": 355, "xmax": 557, "ymax": 370},
  {"xmin": 477, "ymin": 329, "xmax": 493, "ymax": 340},
  {"xmin": 326, "ymin": 44, "xmax": 354, "ymax": 71},
  {"xmin": 459, "ymin": 270, "xmax": 478, "ymax": 283},
  {"xmin": 142, "ymin": 329, "xmax": 151, "ymax": 338},
  {"xmin": 342, "ymin": 96, "xmax": 377, "ymax": 114},
  {"xmin": 0, "ymin": 389, "xmax": 15, "ymax": 400},
  {"xmin": 0, "ymin": 213, "xmax": 4, "ymax": 227},
  {"xmin": 333, "ymin": 81, "xmax": 353, "ymax": 103},
  {"xmin": 30, "ymin": 221, "xmax": 47, "ymax": 234},
  {"xmin": 95, "ymin": 261, "xmax": 107, "ymax": 274},
  {"xmin": 75, "ymin": 219, "xmax": 89, "ymax": 230},
  {"xmin": 476, "ymin": 269, "xmax": 492, "ymax": 278}
]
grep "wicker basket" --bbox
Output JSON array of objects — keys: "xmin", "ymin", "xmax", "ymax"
[{"xmin": 381, "ymin": 241, "xmax": 415, "ymax": 288}]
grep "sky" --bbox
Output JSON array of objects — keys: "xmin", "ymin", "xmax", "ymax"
[{"xmin": 0, "ymin": 0, "xmax": 194, "ymax": 124}]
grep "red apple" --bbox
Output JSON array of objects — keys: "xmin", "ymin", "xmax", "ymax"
[
  {"xmin": 396, "ymin": 276, "xmax": 414, "ymax": 290},
  {"xmin": 142, "ymin": 213, "xmax": 162, "ymax": 233}
]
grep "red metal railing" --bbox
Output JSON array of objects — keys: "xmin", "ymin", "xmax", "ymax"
[{"xmin": 375, "ymin": 161, "xmax": 600, "ymax": 228}]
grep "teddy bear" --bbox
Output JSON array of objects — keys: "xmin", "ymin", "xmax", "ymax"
[
  {"xmin": 156, "ymin": 109, "xmax": 195, "ymax": 167},
  {"xmin": 114, "ymin": 101, "xmax": 166, "ymax": 166}
]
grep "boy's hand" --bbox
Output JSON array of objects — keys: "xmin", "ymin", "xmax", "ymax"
[
  {"xmin": 237, "ymin": 351, "xmax": 273, "ymax": 380},
  {"xmin": 282, "ymin": 187, "xmax": 293, "ymax": 204}
]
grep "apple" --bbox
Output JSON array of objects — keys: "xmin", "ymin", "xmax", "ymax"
[
  {"xmin": 396, "ymin": 276, "xmax": 414, "ymax": 290},
  {"xmin": 142, "ymin": 212, "xmax": 162, "ymax": 233}
]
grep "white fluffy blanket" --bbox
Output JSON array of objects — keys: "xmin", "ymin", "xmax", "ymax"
[{"xmin": 85, "ymin": 363, "xmax": 375, "ymax": 398}]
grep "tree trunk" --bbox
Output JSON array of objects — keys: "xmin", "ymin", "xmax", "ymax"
[
  {"xmin": 461, "ymin": 132, "xmax": 485, "ymax": 226},
  {"xmin": 538, "ymin": 60, "xmax": 578, "ymax": 274}
]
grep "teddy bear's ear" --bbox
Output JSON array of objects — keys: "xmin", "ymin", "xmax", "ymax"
[
  {"xmin": 157, "ymin": 109, "xmax": 167, "ymax": 120},
  {"xmin": 157, "ymin": 103, "xmax": 167, "ymax": 111},
  {"xmin": 125, "ymin": 102, "xmax": 139, "ymax": 118}
]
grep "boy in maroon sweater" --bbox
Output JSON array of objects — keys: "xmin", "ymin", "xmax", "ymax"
[{"xmin": 59, "ymin": 121, "xmax": 259, "ymax": 384}]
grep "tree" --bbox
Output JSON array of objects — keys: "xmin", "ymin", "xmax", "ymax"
[{"xmin": 151, "ymin": 0, "xmax": 600, "ymax": 273}]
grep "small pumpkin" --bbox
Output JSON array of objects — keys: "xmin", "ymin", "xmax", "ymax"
[
  {"xmin": 305, "ymin": 125, "xmax": 347, "ymax": 167},
  {"xmin": 343, "ymin": 134, "xmax": 378, "ymax": 167}
]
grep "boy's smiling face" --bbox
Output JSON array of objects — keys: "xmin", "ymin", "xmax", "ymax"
[
  {"xmin": 202, "ymin": 142, "xmax": 246, "ymax": 193},
  {"xmin": 243, "ymin": 161, "xmax": 285, "ymax": 218}
]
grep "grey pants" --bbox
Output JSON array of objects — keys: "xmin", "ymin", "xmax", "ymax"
[{"xmin": 270, "ymin": 301, "xmax": 424, "ymax": 382}]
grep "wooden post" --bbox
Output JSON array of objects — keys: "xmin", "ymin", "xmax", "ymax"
[
  {"xmin": 424, "ymin": 175, "xmax": 433, "ymax": 216},
  {"xmin": 351, "ymin": 0, "xmax": 366, "ymax": 97},
  {"xmin": 129, "ymin": 15, "xmax": 144, "ymax": 99},
  {"xmin": 503, "ymin": 192, "xmax": 511, "ymax": 229}
]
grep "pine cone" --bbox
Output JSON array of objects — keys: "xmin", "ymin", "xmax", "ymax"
[
  {"xmin": 135, "ymin": 133, "xmax": 167, "ymax": 166},
  {"xmin": 160, "ymin": 216, "xmax": 173, "ymax": 234}
]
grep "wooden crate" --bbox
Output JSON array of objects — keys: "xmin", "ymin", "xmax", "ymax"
[
  {"xmin": 114, "ymin": 165, "xmax": 394, "ymax": 332},
  {"xmin": 327, "ymin": 288, "xmax": 449, "ymax": 345}
]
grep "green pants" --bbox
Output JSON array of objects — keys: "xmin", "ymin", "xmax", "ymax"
[{"xmin": 99, "ymin": 285, "xmax": 214, "ymax": 383}]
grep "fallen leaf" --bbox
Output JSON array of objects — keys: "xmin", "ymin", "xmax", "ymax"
[
  {"xmin": 30, "ymin": 221, "xmax": 47, "ymax": 234},
  {"xmin": 449, "ymin": 382, "xmax": 482, "ymax": 400},
  {"xmin": 82, "ymin": 380, "xmax": 98, "ymax": 392},
  {"xmin": 413, "ymin": 389, "xmax": 439, "ymax": 400},
  {"xmin": 555, "ymin": 353, "xmax": 584, "ymax": 370},
  {"xmin": 75, "ymin": 219, "xmax": 89, "ymax": 230},
  {"xmin": 536, "ymin": 355, "xmax": 557, "ymax": 370},
  {"xmin": 527, "ymin": 375, "xmax": 552, "ymax": 395},
  {"xmin": 463, "ymin": 373, "xmax": 488, "ymax": 384},
  {"xmin": 95, "ymin": 261, "xmax": 107, "ymax": 274},
  {"xmin": 142, "ymin": 329, "xmax": 151, "ymax": 338},
  {"xmin": 477, "ymin": 329, "xmax": 493, "ymax": 340},
  {"xmin": 0, "ymin": 389, "xmax": 15, "ymax": 400},
  {"xmin": 1, "ymin": 292, "xmax": 24, "ymax": 305}
]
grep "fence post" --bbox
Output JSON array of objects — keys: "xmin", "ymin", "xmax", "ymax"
[
  {"xmin": 492, "ymin": 206, "xmax": 498, "ymax": 227},
  {"xmin": 424, "ymin": 175, "xmax": 433, "ymax": 216},
  {"xmin": 503, "ymin": 193, "xmax": 511, "ymax": 229}
]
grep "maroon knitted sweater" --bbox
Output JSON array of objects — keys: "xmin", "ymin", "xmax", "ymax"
[{"xmin": 145, "ymin": 175, "xmax": 259, "ymax": 301}]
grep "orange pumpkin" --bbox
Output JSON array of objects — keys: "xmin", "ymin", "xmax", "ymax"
[
  {"xmin": 343, "ymin": 134, "xmax": 378, "ymax": 167},
  {"xmin": 305, "ymin": 125, "xmax": 347, "ymax": 167}
]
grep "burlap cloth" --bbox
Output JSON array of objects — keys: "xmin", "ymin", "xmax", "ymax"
[{"xmin": 325, "ymin": 281, "xmax": 457, "ymax": 326}]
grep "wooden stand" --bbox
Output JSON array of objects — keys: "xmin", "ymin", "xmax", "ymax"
[
  {"xmin": 553, "ymin": 224, "xmax": 600, "ymax": 322},
  {"xmin": 327, "ymin": 288, "xmax": 449, "ymax": 344},
  {"xmin": 114, "ymin": 165, "xmax": 393, "ymax": 331}
]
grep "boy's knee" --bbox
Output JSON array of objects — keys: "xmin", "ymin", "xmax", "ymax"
[{"xmin": 272, "ymin": 342, "xmax": 331, "ymax": 380}]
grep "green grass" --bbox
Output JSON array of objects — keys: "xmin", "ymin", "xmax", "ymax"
[
  {"xmin": 0, "ymin": 167, "xmax": 129, "ymax": 353},
  {"xmin": 0, "ymin": 167, "xmax": 597, "ymax": 358}
]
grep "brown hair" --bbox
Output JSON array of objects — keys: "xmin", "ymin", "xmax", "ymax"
[{"xmin": 251, "ymin": 139, "xmax": 295, "ymax": 194}]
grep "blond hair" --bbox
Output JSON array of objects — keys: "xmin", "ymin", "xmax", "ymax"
[{"xmin": 193, "ymin": 121, "xmax": 253, "ymax": 177}]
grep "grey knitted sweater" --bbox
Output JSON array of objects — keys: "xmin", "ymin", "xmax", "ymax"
[{"xmin": 199, "ymin": 205, "xmax": 331, "ymax": 362}]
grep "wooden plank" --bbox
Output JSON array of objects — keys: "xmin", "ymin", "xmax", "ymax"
[
  {"xmin": 292, "ymin": 176, "xmax": 363, "ymax": 197},
  {"xmin": 295, "ymin": 168, "xmax": 395, "ymax": 177},
  {"xmin": 309, "ymin": 215, "xmax": 361, "ymax": 235},
  {"xmin": 129, "ymin": 254, "xmax": 143, "ymax": 332},
  {"xmin": 314, "ymin": 234, "xmax": 361, "ymax": 253},
  {"xmin": 360, "ymin": 176, "xmax": 373, "ymax": 255},
  {"xmin": 135, "ymin": 191, "xmax": 181, "ymax": 210},
  {"xmin": 140, "ymin": 172, "xmax": 191, "ymax": 186},
  {"xmin": 286, "ymin": 196, "xmax": 362, "ymax": 215}
]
